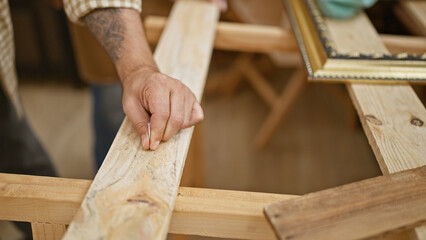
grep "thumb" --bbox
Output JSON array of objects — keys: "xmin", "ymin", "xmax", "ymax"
[
  {"xmin": 189, "ymin": 102, "xmax": 204, "ymax": 126},
  {"xmin": 123, "ymin": 98, "xmax": 151, "ymax": 150}
]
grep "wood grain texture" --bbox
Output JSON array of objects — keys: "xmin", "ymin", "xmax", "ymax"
[
  {"xmin": 0, "ymin": 173, "xmax": 90, "ymax": 225},
  {"xmin": 326, "ymin": 11, "xmax": 426, "ymax": 238},
  {"xmin": 32, "ymin": 222, "xmax": 66, "ymax": 240},
  {"xmin": 326, "ymin": 12, "xmax": 426, "ymax": 174},
  {"xmin": 63, "ymin": 1, "xmax": 219, "ymax": 239},
  {"xmin": 326, "ymin": 12, "xmax": 387, "ymax": 55},
  {"xmin": 0, "ymin": 173, "xmax": 297, "ymax": 240},
  {"xmin": 170, "ymin": 187, "xmax": 296, "ymax": 239},
  {"xmin": 265, "ymin": 166, "xmax": 426, "ymax": 240}
]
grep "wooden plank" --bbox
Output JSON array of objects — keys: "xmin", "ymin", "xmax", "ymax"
[
  {"xmin": 326, "ymin": 12, "xmax": 426, "ymax": 174},
  {"xmin": 170, "ymin": 187, "xmax": 295, "ymax": 239},
  {"xmin": 145, "ymin": 16, "xmax": 424, "ymax": 55},
  {"xmin": 264, "ymin": 166, "xmax": 426, "ymax": 240},
  {"xmin": 0, "ymin": 173, "xmax": 89, "ymax": 225},
  {"xmin": 145, "ymin": 16, "xmax": 298, "ymax": 53},
  {"xmin": 325, "ymin": 12, "xmax": 426, "ymax": 238},
  {"xmin": 380, "ymin": 34, "xmax": 426, "ymax": 55},
  {"xmin": 32, "ymin": 222, "xmax": 66, "ymax": 240},
  {"xmin": 402, "ymin": 0, "xmax": 426, "ymax": 36},
  {"xmin": 63, "ymin": 1, "xmax": 219, "ymax": 239},
  {"xmin": 0, "ymin": 173, "xmax": 297, "ymax": 240}
]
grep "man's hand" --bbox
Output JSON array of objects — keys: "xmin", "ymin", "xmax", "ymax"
[
  {"xmin": 210, "ymin": 0, "xmax": 227, "ymax": 11},
  {"xmin": 84, "ymin": 8, "xmax": 204, "ymax": 151},
  {"xmin": 121, "ymin": 67, "xmax": 203, "ymax": 150}
]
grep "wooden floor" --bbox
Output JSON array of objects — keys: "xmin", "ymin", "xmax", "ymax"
[
  {"xmin": 1, "ymin": 65, "xmax": 382, "ymax": 239},
  {"xmin": 202, "ymin": 68, "xmax": 380, "ymax": 195},
  {"xmin": 20, "ymin": 82, "xmax": 94, "ymax": 179}
]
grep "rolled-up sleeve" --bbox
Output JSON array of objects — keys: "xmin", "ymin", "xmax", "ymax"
[{"xmin": 64, "ymin": 0, "xmax": 142, "ymax": 24}]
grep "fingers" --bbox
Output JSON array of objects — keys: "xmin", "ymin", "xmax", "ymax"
[
  {"xmin": 150, "ymin": 88, "xmax": 204, "ymax": 147},
  {"xmin": 123, "ymin": 98, "xmax": 151, "ymax": 150},
  {"xmin": 189, "ymin": 101, "xmax": 204, "ymax": 127},
  {"xmin": 210, "ymin": 0, "xmax": 227, "ymax": 11},
  {"xmin": 148, "ymin": 91, "xmax": 171, "ymax": 150},
  {"xmin": 163, "ymin": 90, "xmax": 185, "ymax": 141},
  {"xmin": 123, "ymin": 72, "xmax": 205, "ymax": 151}
]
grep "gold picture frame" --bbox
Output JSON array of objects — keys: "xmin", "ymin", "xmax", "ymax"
[{"xmin": 283, "ymin": 0, "xmax": 426, "ymax": 84}]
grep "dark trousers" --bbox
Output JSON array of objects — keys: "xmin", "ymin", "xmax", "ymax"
[
  {"xmin": 0, "ymin": 86, "xmax": 56, "ymax": 239},
  {"xmin": 91, "ymin": 83, "xmax": 124, "ymax": 169}
]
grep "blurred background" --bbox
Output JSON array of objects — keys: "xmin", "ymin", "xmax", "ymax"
[{"xmin": 1, "ymin": 0, "xmax": 425, "ymax": 239}]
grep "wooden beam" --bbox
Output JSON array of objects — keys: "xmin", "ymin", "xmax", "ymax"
[
  {"xmin": 31, "ymin": 223, "xmax": 66, "ymax": 240},
  {"xmin": 170, "ymin": 186, "xmax": 295, "ymax": 239},
  {"xmin": 400, "ymin": 0, "xmax": 426, "ymax": 36},
  {"xmin": 265, "ymin": 166, "xmax": 426, "ymax": 240},
  {"xmin": 380, "ymin": 34, "xmax": 426, "ymax": 55},
  {"xmin": 326, "ymin": 12, "xmax": 426, "ymax": 174},
  {"xmin": 63, "ymin": 1, "xmax": 219, "ymax": 239},
  {"xmin": 144, "ymin": 16, "xmax": 426, "ymax": 55},
  {"xmin": 325, "ymin": 12, "xmax": 426, "ymax": 239},
  {"xmin": 0, "ymin": 173, "xmax": 297, "ymax": 239},
  {"xmin": 145, "ymin": 16, "xmax": 298, "ymax": 53}
]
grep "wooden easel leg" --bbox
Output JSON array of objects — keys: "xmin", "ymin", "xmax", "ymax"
[
  {"xmin": 244, "ymin": 61, "xmax": 278, "ymax": 107},
  {"xmin": 204, "ymin": 53, "xmax": 252, "ymax": 96},
  {"xmin": 31, "ymin": 222, "xmax": 66, "ymax": 240},
  {"xmin": 220, "ymin": 53, "xmax": 253, "ymax": 96},
  {"xmin": 254, "ymin": 67, "xmax": 307, "ymax": 149}
]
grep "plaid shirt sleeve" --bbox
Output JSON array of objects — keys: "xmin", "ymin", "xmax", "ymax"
[{"xmin": 63, "ymin": 0, "xmax": 142, "ymax": 23}]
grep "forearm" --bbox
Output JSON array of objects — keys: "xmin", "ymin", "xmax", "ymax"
[
  {"xmin": 83, "ymin": 8, "xmax": 158, "ymax": 83},
  {"xmin": 82, "ymin": 7, "xmax": 204, "ymax": 151}
]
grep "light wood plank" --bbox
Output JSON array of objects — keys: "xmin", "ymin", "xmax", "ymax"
[
  {"xmin": 170, "ymin": 187, "xmax": 295, "ymax": 239},
  {"xmin": 402, "ymin": 1, "xmax": 426, "ymax": 36},
  {"xmin": 63, "ymin": 1, "xmax": 219, "ymax": 239},
  {"xmin": 326, "ymin": 12, "xmax": 426, "ymax": 239},
  {"xmin": 265, "ymin": 166, "xmax": 426, "ymax": 240},
  {"xmin": 380, "ymin": 34, "xmax": 426, "ymax": 55},
  {"xmin": 145, "ymin": 16, "xmax": 299, "ymax": 53},
  {"xmin": 145, "ymin": 16, "xmax": 424, "ymax": 55},
  {"xmin": 326, "ymin": 12, "xmax": 426, "ymax": 174},
  {"xmin": 32, "ymin": 222, "xmax": 66, "ymax": 240},
  {"xmin": 0, "ymin": 173, "xmax": 297, "ymax": 240}
]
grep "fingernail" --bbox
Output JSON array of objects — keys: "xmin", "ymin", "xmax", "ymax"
[
  {"xmin": 221, "ymin": 1, "xmax": 228, "ymax": 11},
  {"xmin": 151, "ymin": 140, "xmax": 160, "ymax": 150},
  {"xmin": 141, "ymin": 135, "xmax": 148, "ymax": 150},
  {"xmin": 193, "ymin": 104, "xmax": 204, "ymax": 121}
]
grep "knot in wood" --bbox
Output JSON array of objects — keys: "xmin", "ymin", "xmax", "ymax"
[
  {"xmin": 410, "ymin": 117, "xmax": 424, "ymax": 127},
  {"xmin": 365, "ymin": 115, "xmax": 382, "ymax": 126}
]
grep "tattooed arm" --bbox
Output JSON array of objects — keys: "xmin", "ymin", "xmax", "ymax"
[{"xmin": 83, "ymin": 9, "xmax": 204, "ymax": 151}]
